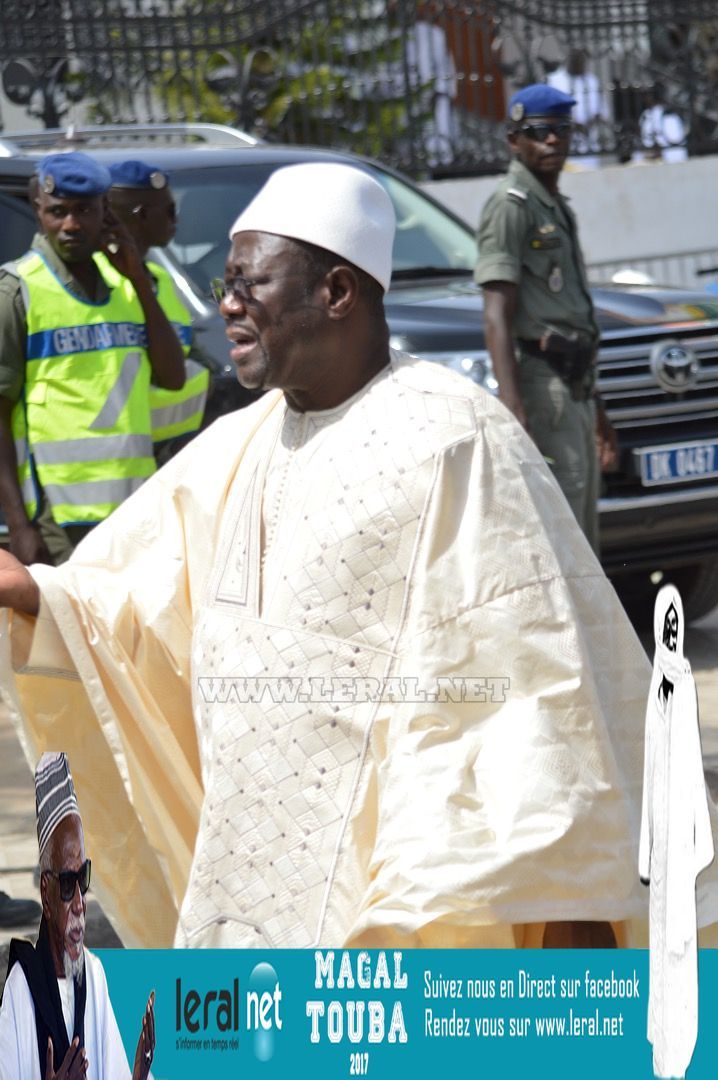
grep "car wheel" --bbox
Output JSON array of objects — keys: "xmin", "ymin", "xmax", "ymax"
[
  {"xmin": 669, "ymin": 559, "xmax": 718, "ymax": 623},
  {"xmin": 612, "ymin": 559, "xmax": 718, "ymax": 630}
]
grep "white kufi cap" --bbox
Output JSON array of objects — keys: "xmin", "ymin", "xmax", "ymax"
[{"xmin": 229, "ymin": 162, "xmax": 396, "ymax": 292}]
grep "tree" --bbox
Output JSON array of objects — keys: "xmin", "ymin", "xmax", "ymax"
[{"xmin": 87, "ymin": 1, "xmax": 428, "ymax": 167}]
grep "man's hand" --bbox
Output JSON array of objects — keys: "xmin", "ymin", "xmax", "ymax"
[
  {"xmin": 45, "ymin": 1037, "xmax": 88, "ymax": 1079},
  {"xmin": 595, "ymin": 401, "xmax": 619, "ymax": 472},
  {"xmin": 99, "ymin": 214, "xmax": 185, "ymax": 391},
  {"xmin": 0, "ymin": 548, "xmax": 41, "ymax": 614},
  {"xmin": 100, "ymin": 216, "xmax": 146, "ymax": 285},
  {"xmin": 498, "ymin": 391, "xmax": 530, "ymax": 434},
  {"xmin": 132, "ymin": 991, "xmax": 156, "ymax": 1080},
  {"xmin": 9, "ymin": 520, "xmax": 52, "ymax": 566}
]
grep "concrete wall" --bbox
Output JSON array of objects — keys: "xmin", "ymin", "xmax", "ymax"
[{"xmin": 423, "ymin": 155, "xmax": 718, "ymax": 288}]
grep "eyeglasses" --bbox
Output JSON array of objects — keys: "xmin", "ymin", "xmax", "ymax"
[
  {"xmin": 210, "ymin": 272, "xmax": 306, "ymax": 306},
  {"xmin": 43, "ymin": 859, "xmax": 92, "ymax": 902},
  {"xmin": 518, "ymin": 121, "xmax": 572, "ymax": 142},
  {"xmin": 210, "ymin": 275, "xmax": 262, "ymax": 305}
]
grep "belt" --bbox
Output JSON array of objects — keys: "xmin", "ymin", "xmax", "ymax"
[
  {"xmin": 517, "ymin": 337, "xmax": 592, "ymax": 363},
  {"xmin": 517, "ymin": 338, "xmax": 596, "ymax": 401}
]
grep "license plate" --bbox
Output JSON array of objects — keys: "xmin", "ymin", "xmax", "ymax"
[{"xmin": 635, "ymin": 440, "xmax": 718, "ymax": 486}]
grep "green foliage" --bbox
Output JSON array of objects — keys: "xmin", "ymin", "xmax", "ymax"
[
  {"xmin": 257, "ymin": 12, "xmax": 421, "ymax": 157},
  {"xmin": 86, "ymin": 3, "xmax": 430, "ymax": 163}
]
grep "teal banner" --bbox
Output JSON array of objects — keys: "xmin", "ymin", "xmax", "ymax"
[{"xmin": 98, "ymin": 948, "xmax": 716, "ymax": 1078}]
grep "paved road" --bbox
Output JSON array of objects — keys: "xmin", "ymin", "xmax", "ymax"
[{"xmin": 1, "ymin": 605, "xmax": 717, "ymax": 960}]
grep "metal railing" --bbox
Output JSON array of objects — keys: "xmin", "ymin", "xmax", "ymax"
[{"xmin": 2, "ymin": 1, "xmax": 718, "ymax": 178}]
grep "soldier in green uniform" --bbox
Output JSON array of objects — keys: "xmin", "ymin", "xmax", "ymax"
[
  {"xmin": 0, "ymin": 153, "xmax": 186, "ymax": 566},
  {"xmin": 104, "ymin": 160, "xmax": 209, "ymax": 461},
  {"xmin": 475, "ymin": 83, "xmax": 617, "ymax": 552}
]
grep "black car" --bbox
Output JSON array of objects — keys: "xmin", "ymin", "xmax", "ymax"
[{"xmin": 1, "ymin": 130, "xmax": 718, "ymax": 621}]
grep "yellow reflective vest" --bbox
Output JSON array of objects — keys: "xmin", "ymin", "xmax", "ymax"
[
  {"xmin": 12, "ymin": 250, "xmax": 156, "ymax": 526},
  {"xmin": 97, "ymin": 254, "xmax": 209, "ymax": 443}
]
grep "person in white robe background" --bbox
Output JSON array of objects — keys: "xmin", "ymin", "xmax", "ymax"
[
  {"xmin": 1, "ymin": 163, "xmax": 718, "ymax": 952},
  {"xmin": 632, "ymin": 84, "xmax": 688, "ymax": 165},
  {"xmin": 405, "ymin": 19, "xmax": 457, "ymax": 166},
  {"xmin": 639, "ymin": 586, "xmax": 714, "ymax": 1079},
  {"xmin": 0, "ymin": 753, "xmax": 155, "ymax": 1080},
  {"xmin": 546, "ymin": 48, "xmax": 612, "ymax": 169}
]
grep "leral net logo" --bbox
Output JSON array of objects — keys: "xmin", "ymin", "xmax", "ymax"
[
  {"xmin": 248, "ymin": 961, "xmax": 283, "ymax": 1062},
  {"xmin": 175, "ymin": 959, "xmax": 283, "ymax": 1063}
]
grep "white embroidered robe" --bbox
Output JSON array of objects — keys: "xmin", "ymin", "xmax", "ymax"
[{"xmin": 4, "ymin": 353, "xmax": 718, "ymax": 948}]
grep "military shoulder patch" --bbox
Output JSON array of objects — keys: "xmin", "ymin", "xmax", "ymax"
[{"xmin": 506, "ymin": 187, "xmax": 528, "ymax": 202}]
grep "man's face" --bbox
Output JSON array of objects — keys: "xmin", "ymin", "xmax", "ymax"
[
  {"xmin": 567, "ymin": 49, "xmax": 587, "ymax": 77},
  {"xmin": 123, "ymin": 186, "xmax": 178, "ymax": 250},
  {"xmin": 508, "ymin": 115, "xmax": 571, "ymax": 180},
  {"xmin": 662, "ymin": 603, "xmax": 679, "ymax": 651},
  {"xmin": 36, "ymin": 192, "xmax": 104, "ymax": 263},
  {"xmin": 219, "ymin": 230, "xmax": 326, "ymax": 396},
  {"xmin": 41, "ymin": 815, "xmax": 87, "ymax": 979}
]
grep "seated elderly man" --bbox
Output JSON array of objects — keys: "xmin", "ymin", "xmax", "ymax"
[
  {"xmin": 0, "ymin": 753, "xmax": 155, "ymax": 1079},
  {"xmin": 1, "ymin": 163, "xmax": 717, "ymax": 951}
]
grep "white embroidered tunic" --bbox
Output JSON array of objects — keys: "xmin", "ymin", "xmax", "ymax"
[{"xmin": 5, "ymin": 353, "xmax": 718, "ymax": 948}]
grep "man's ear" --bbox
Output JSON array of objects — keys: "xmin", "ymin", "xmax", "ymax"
[
  {"xmin": 507, "ymin": 129, "xmax": 520, "ymax": 155},
  {"xmin": 324, "ymin": 266, "xmax": 359, "ymax": 319}
]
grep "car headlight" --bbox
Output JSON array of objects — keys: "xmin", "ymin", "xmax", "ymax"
[{"xmin": 389, "ymin": 338, "xmax": 497, "ymax": 393}]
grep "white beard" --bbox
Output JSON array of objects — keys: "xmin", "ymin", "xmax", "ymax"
[{"xmin": 63, "ymin": 946, "xmax": 85, "ymax": 986}]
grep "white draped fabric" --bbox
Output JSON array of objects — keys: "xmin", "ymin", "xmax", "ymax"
[{"xmin": 3, "ymin": 352, "xmax": 718, "ymax": 948}]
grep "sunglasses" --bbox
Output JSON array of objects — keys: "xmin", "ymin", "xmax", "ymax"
[
  {"xmin": 518, "ymin": 122, "xmax": 572, "ymax": 142},
  {"xmin": 210, "ymin": 274, "xmax": 261, "ymax": 305},
  {"xmin": 43, "ymin": 859, "xmax": 92, "ymax": 902},
  {"xmin": 210, "ymin": 271, "xmax": 306, "ymax": 306}
]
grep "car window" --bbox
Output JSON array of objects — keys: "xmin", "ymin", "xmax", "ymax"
[
  {"xmin": 377, "ymin": 172, "xmax": 476, "ymax": 273},
  {"xmin": 0, "ymin": 192, "xmax": 36, "ymax": 264},
  {"xmin": 166, "ymin": 162, "xmax": 476, "ymax": 296},
  {"xmin": 168, "ymin": 164, "xmax": 275, "ymax": 296}
]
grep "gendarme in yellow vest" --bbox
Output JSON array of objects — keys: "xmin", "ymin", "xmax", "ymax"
[
  {"xmin": 12, "ymin": 250, "xmax": 156, "ymax": 526},
  {"xmin": 97, "ymin": 254, "xmax": 209, "ymax": 443}
]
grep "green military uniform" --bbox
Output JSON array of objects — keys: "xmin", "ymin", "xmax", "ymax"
[
  {"xmin": 0, "ymin": 233, "xmax": 155, "ymax": 563},
  {"xmin": 475, "ymin": 158, "xmax": 601, "ymax": 551},
  {"xmin": 0, "ymin": 234, "xmax": 106, "ymax": 562},
  {"xmin": 96, "ymin": 252, "xmax": 209, "ymax": 455}
]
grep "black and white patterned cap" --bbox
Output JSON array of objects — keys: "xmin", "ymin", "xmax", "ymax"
[{"xmin": 35, "ymin": 752, "xmax": 81, "ymax": 858}]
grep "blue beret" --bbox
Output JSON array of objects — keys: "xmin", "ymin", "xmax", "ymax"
[
  {"xmin": 508, "ymin": 84, "xmax": 576, "ymax": 122},
  {"xmin": 36, "ymin": 152, "xmax": 111, "ymax": 197},
  {"xmin": 108, "ymin": 160, "xmax": 169, "ymax": 190}
]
